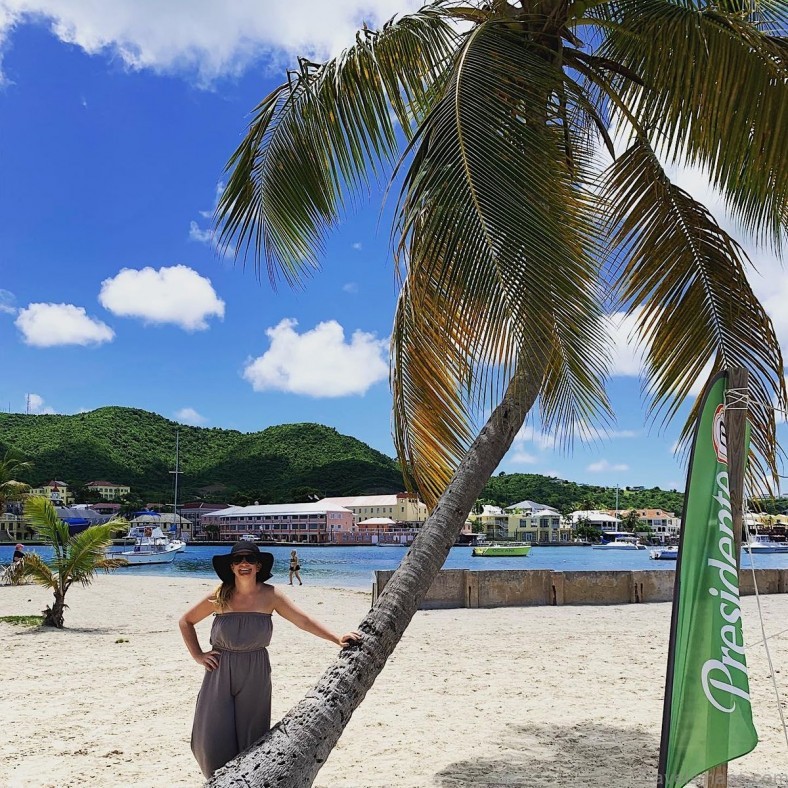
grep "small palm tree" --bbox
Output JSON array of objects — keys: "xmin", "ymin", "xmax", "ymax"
[
  {"xmin": 12, "ymin": 497, "xmax": 127, "ymax": 628},
  {"xmin": 621, "ymin": 508, "xmax": 646, "ymax": 532}
]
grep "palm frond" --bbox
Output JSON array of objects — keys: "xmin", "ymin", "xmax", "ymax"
[
  {"xmin": 66, "ymin": 522, "xmax": 126, "ymax": 586},
  {"xmin": 392, "ymin": 20, "xmax": 612, "ymax": 505},
  {"xmin": 12, "ymin": 553, "xmax": 57, "ymax": 591},
  {"xmin": 215, "ymin": 4, "xmax": 460, "ymax": 285},
  {"xmin": 598, "ymin": 0, "xmax": 788, "ymax": 247},
  {"xmin": 602, "ymin": 136, "xmax": 786, "ymax": 483},
  {"xmin": 25, "ymin": 497, "xmax": 70, "ymax": 560}
]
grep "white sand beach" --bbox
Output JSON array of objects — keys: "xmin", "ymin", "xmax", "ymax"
[{"xmin": 1, "ymin": 574, "xmax": 786, "ymax": 788}]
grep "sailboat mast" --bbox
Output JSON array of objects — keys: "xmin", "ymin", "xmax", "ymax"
[{"xmin": 170, "ymin": 430, "xmax": 183, "ymax": 536}]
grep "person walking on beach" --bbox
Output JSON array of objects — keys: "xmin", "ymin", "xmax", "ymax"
[
  {"xmin": 289, "ymin": 549, "xmax": 302, "ymax": 585},
  {"xmin": 12, "ymin": 544, "xmax": 24, "ymax": 563},
  {"xmin": 179, "ymin": 541, "xmax": 361, "ymax": 778}
]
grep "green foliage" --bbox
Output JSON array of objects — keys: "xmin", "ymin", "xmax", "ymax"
[
  {"xmin": 0, "ymin": 407, "xmax": 404, "ymax": 503},
  {"xmin": 0, "ymin": 615, "xmax": 44, "ymax": 627},
  {"xmin": 11, "ymin": 497, "xmax": 128, "ymax": 627},
  {"xmin": 479, "ymin": 473, "xmax": 684, "ymax": 516}
]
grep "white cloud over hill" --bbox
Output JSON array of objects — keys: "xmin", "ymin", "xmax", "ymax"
[
  {"xmin": 243, "ymin": 318, "xmax": 388, "ymax": 397},
  {"xmin": 15, "ymin": 302, "xmax": 114, "ymax": 347},
  {"xmin": 99, "ymin": 265, "xmax": 225, "ymax": 331}
]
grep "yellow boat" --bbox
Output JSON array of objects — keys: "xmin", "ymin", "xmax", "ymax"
[{"xmin": 472, "ymin": 543, "xmax": 532, "ymax": 557}]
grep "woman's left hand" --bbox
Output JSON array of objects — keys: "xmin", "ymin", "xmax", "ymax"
[{"xmin": 337, "ymin": 630, "xmax": 363, "ymax": 647}]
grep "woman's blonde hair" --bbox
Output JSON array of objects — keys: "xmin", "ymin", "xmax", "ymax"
[{"xmin": 210, "ymin": 581, "xmax": 234, "ymax": 611}]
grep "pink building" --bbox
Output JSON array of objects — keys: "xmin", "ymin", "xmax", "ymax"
[{"xmin": 203, "ymin": 502, "xmax": 355, "ymax": 544}]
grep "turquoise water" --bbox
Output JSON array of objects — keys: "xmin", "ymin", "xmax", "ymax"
[{"xmin": 3, "ymin": 544, "xmax": 787, "ymax": 589}]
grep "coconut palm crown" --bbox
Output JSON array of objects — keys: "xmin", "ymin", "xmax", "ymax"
[
  {"xmin": 12, "ymin": 497, "xmax": 127, "ymax": 628},
  {"xmin": 210, "ymin": 2, "xmax": 786, "ymax": 785},
  {"xmin": 217, "ymin": 0, "xmax": 787, "ymax": 505}
]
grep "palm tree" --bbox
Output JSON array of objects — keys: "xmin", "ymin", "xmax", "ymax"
[
  {"xmin": 213, "ymin": 2, "xmax": 787, "ymax": 784},
  {"xmin": 11, "ymin": 497, "xmax": 127, "ymax": 628},
  {"xmin": 621, "ymin": 508, "xmax": 646, "ymax": 532},
  {"xmin": 0, "ymin": 449, "xmax": 33, "ymax": 509}
]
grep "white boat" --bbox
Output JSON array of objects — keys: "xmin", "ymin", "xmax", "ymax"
[
  {"xmin": 650, "ymin": 546, "xmax": 679, "ymax": 560},
  {"xmin": 108, "ymin": 525, "xmax": 186, "ymax": 565},
  {"xmin": 592, "ymin": 536, "xmax": 646, "ymax": 550},
  {"xmin": 743, "ymin": 534, "xmax": 788, "ymax": 554}
]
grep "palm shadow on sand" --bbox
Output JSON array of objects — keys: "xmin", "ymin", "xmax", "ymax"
[{"xmin": 434, "ymin": 721, "xmax": 781, "ymax": 788}]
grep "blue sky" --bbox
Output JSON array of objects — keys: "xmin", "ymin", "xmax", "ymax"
[{"xmin": 0, "ymin": 1, "xmax": 785, "ymax": 495}]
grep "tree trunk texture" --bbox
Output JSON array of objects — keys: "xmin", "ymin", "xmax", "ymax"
[
  {"xmin": 44, "ymin": 589, "xmax": 66, "ymax": 628},
  {"xmin": 211, "ymin": 371, "xmax": 542, "ymax": 787}
]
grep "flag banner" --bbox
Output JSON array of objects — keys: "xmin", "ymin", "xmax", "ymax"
[{"xmin": 658, "ymin": 372, "xmax": 758, "ymax": 787}]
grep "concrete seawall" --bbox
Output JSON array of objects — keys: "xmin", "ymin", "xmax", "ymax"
[{"xmin": 372, "ymin": 568, "xmax": 788, "ymax": 609}]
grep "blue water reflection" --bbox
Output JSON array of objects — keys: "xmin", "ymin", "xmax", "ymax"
[{"xmin": 3, "ymin": 544, "xmax": 786, "ymax": 589}]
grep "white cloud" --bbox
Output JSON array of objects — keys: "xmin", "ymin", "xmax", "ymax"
[
  {"xmin": 0, "ymin": 0, "xmax": 422, "ymax": 84},
  {"xmin": 175, "ymin": 407, "xmax": 207, "ymax": 425},
  {"xmin": 99, "ymin": 265, "xmax": 225, "ymax": 331},
  {"xmin": 510, "ymin": 450, "xmax": 537, "ymax": 465},
  {"xmin": 351, "ymin": 242, "xmax": 363, "ymax": 251},
  {"xmin": 15, "ymin": 302, "xmax": 114, "ymax": 347},
  {"xmin": 26, "ymin": 393, "xmax": 55, "ymax": 414},
  {"xmin": 515, "ymin": 423, "xmax": 638, "ymax": 450},
  {"xmin": 607, "ymin": 309, "xmax": 645, "ymax": 377},
  {"xmin": 342, "ymin": 282, "xmax": 359, "ymax": 294},
  {"xmin": 0, "ymin": 288, "xmax": 16, "ymax": 314},
  {"xmin": 243, "ymin": 318, "xmax": 388, "ymax": 397},
  {"xmin": 188, "ymin": 221, "xmax": 213, "ymax": 245},
  {"xmin": 586, "ymin": 459, "xmax": 629, "ymax": 473}
]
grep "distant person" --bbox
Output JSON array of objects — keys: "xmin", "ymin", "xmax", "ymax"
[
  {"xmin": 13, "ymin": 544, "xmax": 24, "ymax": 563},
  {"xmin": 179, "ymin": 541, "xmax": 361, "ymax": 778},
  {"xmin": 289, "ymin": 549, "xmax": 302, "ymax": 585}
]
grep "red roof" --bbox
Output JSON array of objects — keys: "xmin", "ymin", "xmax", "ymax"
[{"xmin": 87, "ymin": 481, "xmax": 127, "ymax": 487}]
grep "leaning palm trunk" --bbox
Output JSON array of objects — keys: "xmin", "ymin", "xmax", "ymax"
[{"xmin": 211, "ymin": 370, "xmax": 541, "ymax": 787}]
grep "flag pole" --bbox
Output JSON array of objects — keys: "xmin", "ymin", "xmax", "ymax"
[{"xmin": 703, "ymin": 366, "xmax": 748, "ymax": 788}]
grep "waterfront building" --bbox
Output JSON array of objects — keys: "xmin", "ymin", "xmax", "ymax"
[
  {"xmin": 179, "ymin": 502, "xmax": 230, "ymax": 539},
  {"xmin": 85, "ymin": 480, "xmax": 131, "ymax": 501},
  {"xmin": 29, "ymin": 481, "xmax": 74, "ymax": 506},
  {"xmin": 89, "ymin": 502, "xmax": 122, "ymax": 516},
  {"xmin": 128, "ymin": 512, "xmax": 192, "ymax": 540},
  {"xmin": 569, "ymin": 510, "xmax": 621, "ymax": 529},
  {"xmin": 0, "ymin": 512, "xmax": 30, "ymax": 542},
  {"xmin": 473, "ymin": 508, "xmax": 570, "ymax": 543},
  {"xmin": 203, "ymin": 502, "xmax": 355, "ymax": 544},
  {"xmin": 504, "ymin": 500, "xmax": 558, "ymax": 515},
  {"xmin": 607, "ymin": 508, "xmax": 681, "ymax": 543},
  {"xmin": 320, "ymin": 493, "xmax": 429, "ymax": 528}
]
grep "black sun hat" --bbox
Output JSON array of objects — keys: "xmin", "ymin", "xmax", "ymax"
[{"xmin": 212, "ymin": 541, "xmax": 274, "ymax": 584}]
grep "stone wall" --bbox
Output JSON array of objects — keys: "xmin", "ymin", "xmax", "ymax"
[{"xmin": 372, "ymin": 568, "xmax": 788, "ymax": 609}]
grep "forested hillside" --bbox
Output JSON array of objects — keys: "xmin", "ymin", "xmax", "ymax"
[
  {"xmin": 480, "ymin": 473, "xmax": 686, "ymax": 516},
  {"xmin": 0, "ymin": 408, "xmax": 692, "ymax": 513},
  {"xmin": 0, "ymin": 407, "xmax": 403, "ymax": 502}
]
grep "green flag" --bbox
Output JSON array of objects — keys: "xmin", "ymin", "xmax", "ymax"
[{"xmin": 658, "ymin": 372, "xmax": 758, "ymax": 787}]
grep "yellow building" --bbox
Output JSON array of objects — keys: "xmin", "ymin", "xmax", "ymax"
[
  {"xmin": 86, "ymin": 480, "xmax": 131, "ymax": 501},
  {"xmin": 472, "ymin": 507, "xmax": 570, "ymax": 543},
  {"xmin": 0, "ymin": 512, "xmax": 31, "ymax": 542},
  {"xmin": 29, "ymin": 480, "xmax": 73, "ymax": 506},
  {"xmin": 320, "ymin": 494, "xmax": 428, "ymax": 527}
]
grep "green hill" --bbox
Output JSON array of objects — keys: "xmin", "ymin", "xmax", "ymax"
[
  {"xmin": 0, "ymin": 407, "xmax": 690, "ymax": 513},
  {"xmin": 0, "ymin": 407, "xmax": 404, "ymax": 503}
]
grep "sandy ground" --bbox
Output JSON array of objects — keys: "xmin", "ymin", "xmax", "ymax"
[{"xmin": 1, "ymin": 574, "xmax": 787, "ymax": 788}]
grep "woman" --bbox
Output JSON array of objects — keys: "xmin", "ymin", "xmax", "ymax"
[
  {"xmin": 179, "ymin": 541, "xmax": 360, "ymax": 778},
  {"xmin": 289, "ymin": 549, "xmax": 302, "ymax": 585},
  {"xmin": 12, "ymin": 544, "xmax": 24, "ymax": 563}
]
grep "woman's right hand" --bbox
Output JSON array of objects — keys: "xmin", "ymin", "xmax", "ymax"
[{"xmin": 195, "ymin": 650, "xmax": 221, "ymax": 671}]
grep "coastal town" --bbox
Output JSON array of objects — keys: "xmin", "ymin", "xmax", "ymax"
[{"xmin": 4, "ymin": 476, "xmax": 788, "ymax": 548}]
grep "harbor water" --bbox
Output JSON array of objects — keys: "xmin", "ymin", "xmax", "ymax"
[{"xmin": 3, "ymin": 544, "xmax": 788, "ymax": 589}]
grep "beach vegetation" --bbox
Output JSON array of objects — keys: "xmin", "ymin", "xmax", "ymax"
[
  {"xmin": 212, "ymin": 0, "xmax": 786, "ymax": 783},
  {"xmin": 0, "ymin": 449, "xmax": 33, "ymax": 510},
  {"xmin": 10, "ymin": 497, "xmax": 127, "ymax": 628},
  {"xmin": 0, "ymin": 614, "xmax": 44, "ymax": 627}
]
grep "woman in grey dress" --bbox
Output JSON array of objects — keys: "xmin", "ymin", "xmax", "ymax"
[{"xmin": 179, "ymin": 541, "xmax": 361, "ymax": 778}]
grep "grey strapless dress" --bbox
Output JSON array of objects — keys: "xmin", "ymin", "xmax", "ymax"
[{"xmin": 191, "ymin": 612, "xmax": 273, "ymax": 778}]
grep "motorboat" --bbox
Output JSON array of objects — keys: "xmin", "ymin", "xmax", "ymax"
[
  {"xmin": 743, "ymin": 534, "xmax": 788, "ymax": 554},
  {"xmin": 472, "ymin": 542, "xmax": 532, "ymax": 557},
  {"xmin": 108, "ymin": 525, "xmax": 186, "ymax": 566},
  {"xmin": 592, "ymin": 536, "xmax": 646, "ymax": 550},
  {"xmin": 650, "ymin": 546, "xmax": 679, "ymax": 560}
]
